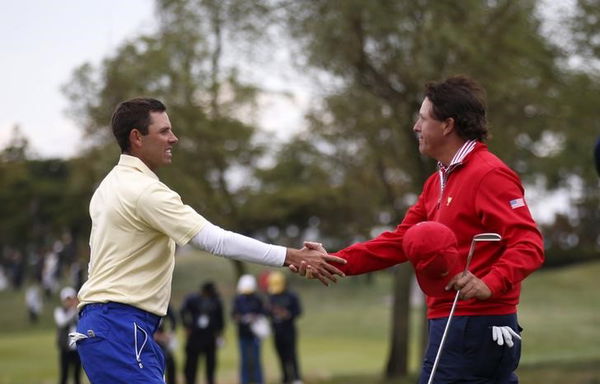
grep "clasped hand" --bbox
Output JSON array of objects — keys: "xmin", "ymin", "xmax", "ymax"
[
  {"xmin": 285, "ymin": 242, "xmax": 346, "ymax": 286},
  {"xmin": 445, "ymin": 270, "xmax": 492, "ymax": 300}
]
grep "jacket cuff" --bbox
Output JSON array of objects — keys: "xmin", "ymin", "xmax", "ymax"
[{"xmin": 481, "ymin": 273, "xmax": 505, "ymax": 297}]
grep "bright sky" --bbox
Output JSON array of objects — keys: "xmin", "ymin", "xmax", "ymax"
[{"xmin": 0, "ymin": 0, "xmax": 155, "ymax": 158}]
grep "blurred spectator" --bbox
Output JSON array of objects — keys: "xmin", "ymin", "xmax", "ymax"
[
  {"xmin": 0, "ymin": 265, "xmax": 8, "ymax": 291},
  {"xmin": 6, "ymin": 248, "xmax": 25, "ymax": 289},
  {"xmin": 267, "ymin": 272, "xmax": 303, "ymax": 384},
  {"xmin": 25, "ymin": 281, "xmax": 43, "ymax": 323},
  {"xmin": 181, "ymin": 281, "xmax": 224, "ymax": 384},
  {"xmin": 69, "ymin": 258, "xmax": 84, "ymax": 291},
  {"xmin": 232, "ymin": 274, "xmax": 267, "ymax": 384},
  {"xmin": 258, "ymin": 270, "xmax": 271, "ymax": 293},
  {"xmin": 54, "ymin": 286, "xmax": 81, "ymax": 384},
  {"xmin": 154, "ymin": 305, "xmax": 178, "ymax": 384},
  {"xmin": 42, "ymin": 247, "xmax": 60, "ymax": 297}
]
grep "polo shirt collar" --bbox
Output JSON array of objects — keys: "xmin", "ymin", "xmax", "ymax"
[
  {"xmin": 438, "ymin": 139, "xmax": 478, "ymax": 174},
  {"xmin": 118, "ymin": 154, "xmax": 159, "ymax": 180}
]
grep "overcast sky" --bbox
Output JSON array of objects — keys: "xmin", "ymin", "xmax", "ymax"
[
  {"xmin": 0, "ymin": 0, "xmax": 155, "ymax": 158},
  {"xmin": 0, "ymin": 0, "xmax": 312, "ymax": 159}
]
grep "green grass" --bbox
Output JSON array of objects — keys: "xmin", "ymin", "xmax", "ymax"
[{"xmin": 0, "ymin": 252, "xmax": 599, "ymax": 383}]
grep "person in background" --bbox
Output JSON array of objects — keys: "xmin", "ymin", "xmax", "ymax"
[
  {"xmin": 267, "ymin": 272, "xmax": 303, "ymax": 384},
  {"xmin": 153, "ymin": 305, "xmax": 178, "ymax": 384},
  {"xmin": 180, "ymin": 281, "xmax": 224, "ymax": 384},
  {"xmin": 232, "ymin": 274, "xmax": 267, "ymax": 384},
  {"xmin": 54, "ymin": 286, "xmax": 81, "ymax": 384},
  {"xmin": 25, "ymin": 280, "xmax": 43, "ymax": 323}
]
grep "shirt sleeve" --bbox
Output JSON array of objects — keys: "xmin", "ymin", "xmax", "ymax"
[
  {"xmin": 475, "ymin": 167, "xmax": 544, "ymax": 296},
  {"xmin": 136, "ymin": 182, "xmax": 207, "ymax": 246},
  {"xmin": 191, "ymin": 221, "xmax": 286, "ymax": 267}
]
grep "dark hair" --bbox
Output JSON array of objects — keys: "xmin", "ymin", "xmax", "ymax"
[
  {"xmin": 111, "ymin": 98, "xmax": 167, "ymax": 152},
  {"xmin": 424, "ymin": 75, "xmax": 488, "ymax": 141},
  {"xmin": 201, "ymin": 281, "xmax": 218, "ymax": 297}
]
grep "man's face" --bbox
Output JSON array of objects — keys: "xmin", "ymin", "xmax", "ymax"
[
  {"xmin": 138, "ymin": 111, "xmax": 178, "ymax": 171},
  {"xmin": 413, "ymin": 97, "xmax": 446, "ymax": 160}
]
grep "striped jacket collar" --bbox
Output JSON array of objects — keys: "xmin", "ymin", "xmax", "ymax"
[{"xmin": 438, "ymin": 139, "xmax": 478, "ymax": 173}]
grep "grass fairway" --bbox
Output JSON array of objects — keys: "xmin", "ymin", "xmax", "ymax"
[{"xmin": 0, "ymin": 252, "xmax": 599, "ymax": 383}]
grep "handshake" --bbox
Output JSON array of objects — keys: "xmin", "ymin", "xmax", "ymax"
[{"xmin": 284, "ymin": 241, "xmax": 344, "ymax": 286}]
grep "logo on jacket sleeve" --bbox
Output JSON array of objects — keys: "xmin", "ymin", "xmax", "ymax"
[{"xmin": 509, "ymin": 198, "xmax": 526, "ymax": 209}]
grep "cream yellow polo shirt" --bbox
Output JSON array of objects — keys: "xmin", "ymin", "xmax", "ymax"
[{"xmin": 78, "ymin": 155, "xmax": 206, "ymax": 316}]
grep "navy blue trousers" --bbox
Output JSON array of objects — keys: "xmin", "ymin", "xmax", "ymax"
[
  {"xmin": 419, "ymin": 314, "xmax": 521, "ymax": 384},
  {"xmin": 76, "ymin": 302, "xmax": 165, "ymax": 383}
]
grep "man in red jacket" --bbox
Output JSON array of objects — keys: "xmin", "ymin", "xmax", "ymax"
[{"xmin": 305, "ymin": 75, "xmax": 544, "ymax": 383}]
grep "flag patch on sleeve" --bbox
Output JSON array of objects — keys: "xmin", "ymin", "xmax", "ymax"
[{"xmin": 509, "ymin": 198, "xmax": 526, "ymax": 209}]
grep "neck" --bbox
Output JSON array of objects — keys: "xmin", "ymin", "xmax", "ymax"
[
  {"xmin": 437, "ymin": 139, "xmax": 467, "ymax": 167},
  {"xmin": 124, "ymin": 150, "xmax": 156, "ymax": 172}
]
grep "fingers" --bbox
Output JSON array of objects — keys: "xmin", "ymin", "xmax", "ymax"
[
  {"xmin": 298, "ymin": 261, "xmax": 308, "ymax": 277},
  {"xmin": 492, "ymin": 326, "xmax": 502, "ymax": 345},
  {"xmin": 323, "ymin": 254, "xmax": 347, "ymax": 265},
  {"xmin": 305, "ymin": 265, "xmax": 331, "ymax": 286},
  {"xmin": 301, "ymin": 262, "xmax": 339, "ymax": 285},
  {"xmin": 448, "ymin": 272, "xmax": 491, "ymax": 300},
  {"xmin": 303, "ymin": 241, "xmax": 325, "ymax": 252},
  {"xmin": 500, "ymin": 326, "xmax": 514, "ymax": 347},
  {"xmin": 506, "ymin": 327, "xmax": 522, "ymax": 340},
  {"xmin": 492, "ymin": 326, "xmax": 520, "ymax": 348},
  {"xmin": 444, "ymin": 272, "xmax": 462, "ymax": 291},
  {"xmin": 323, "ymin": 262, "xmax": 345, "ymax": 278}
]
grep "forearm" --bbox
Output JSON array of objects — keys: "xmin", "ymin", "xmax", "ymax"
[{"xmin": 191, "ymin": 222, "xmax": 286, "ymax": 267}]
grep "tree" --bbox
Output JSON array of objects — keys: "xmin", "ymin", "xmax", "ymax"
[{"xmin": 63, "ymin": 0, "xmax": 279, "ymax": 279}]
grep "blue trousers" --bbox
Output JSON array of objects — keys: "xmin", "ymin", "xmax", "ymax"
[
  {"xmin": 239, "ymin": 336, "xmax": 264, "ymax": 384},
  {"xmin": 76, "ymin": 302, "xmax": 165, "ymax": 383},
  {"xmin": 419, "ymin": 314, "xmax": 521, "ymax": 384}
]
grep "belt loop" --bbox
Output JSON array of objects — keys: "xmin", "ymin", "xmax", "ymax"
[{"xmin": 102, "ymin": 304, "xmax": 109, "ymax": 314}]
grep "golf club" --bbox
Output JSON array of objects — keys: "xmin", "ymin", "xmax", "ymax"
[{"xmin": 427, "ymin": 232, "xmax": 502, "ymax": 384}]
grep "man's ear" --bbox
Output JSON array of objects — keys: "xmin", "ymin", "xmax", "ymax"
[
  {"xmin": 129, "ymin": 129, "xmax": 143, "ymax": 150},
  {"xmin": 442, "ymin": 117, "xmax": 455, "ymax": 136}
]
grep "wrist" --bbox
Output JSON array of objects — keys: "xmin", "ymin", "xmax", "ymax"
[{"xmin": 284, "ymin": 248, "xmax": 298, "ymax": 267}]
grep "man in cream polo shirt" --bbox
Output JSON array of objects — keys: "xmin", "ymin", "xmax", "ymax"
[{"xmin": 73, "ymin": 98, "xmax": 346, "ymax": 383}]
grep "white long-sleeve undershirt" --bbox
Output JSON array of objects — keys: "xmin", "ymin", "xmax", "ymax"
[{"xmin": 191, "ymin": 222, "xmax": 286, "ymax": 267}]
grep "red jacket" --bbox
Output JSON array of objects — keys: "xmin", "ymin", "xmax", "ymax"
[{"xmin": 334, "ymin": 143, "xmax": 544, "ymax": 318}]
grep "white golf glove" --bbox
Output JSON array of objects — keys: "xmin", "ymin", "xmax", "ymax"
[{"xmin": 491, "ymin": 326, "xmax": 521, "ymax": 348}]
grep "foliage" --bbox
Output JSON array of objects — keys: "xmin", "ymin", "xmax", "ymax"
[{"xmin": 61, "ymin": 0, "xmax": 276, "ymax": 242}]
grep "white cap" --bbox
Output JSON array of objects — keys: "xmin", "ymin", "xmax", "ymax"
[
  {"xmin": 60, "ymin": 286, "xmax": 77, "ymax": 301},
  {"xmin": 237, "ymin": 274, "xmax": 256, "ymax": 294}
]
